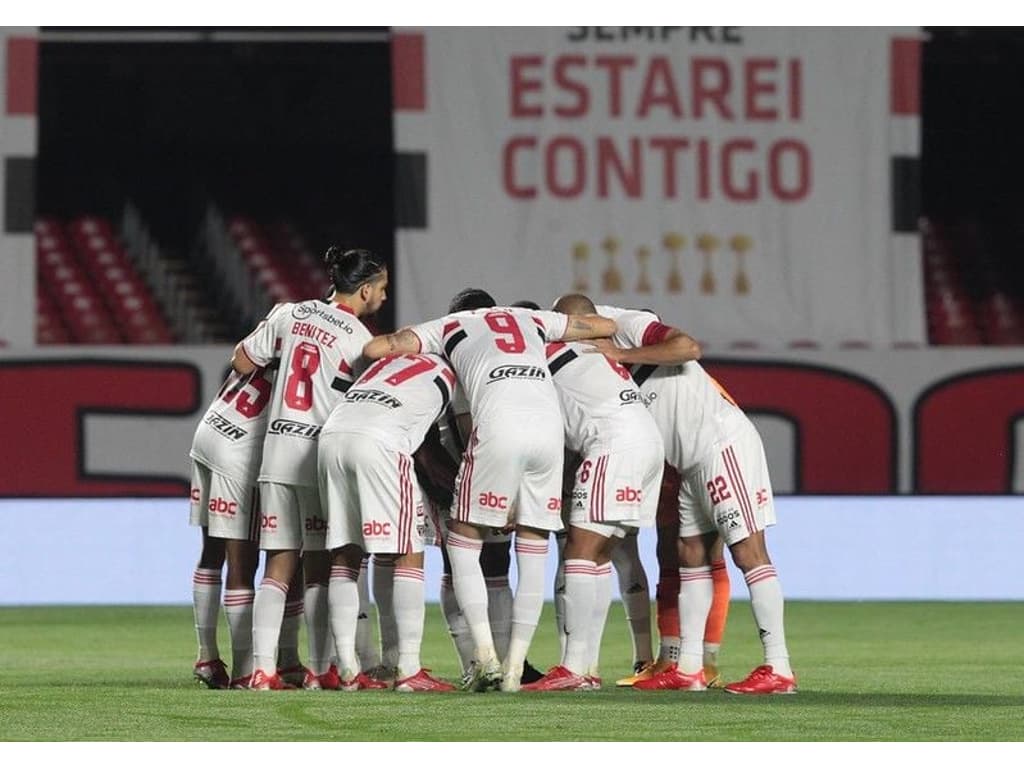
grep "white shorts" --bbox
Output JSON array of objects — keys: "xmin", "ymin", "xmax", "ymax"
[
  {"xmin": 320, "ymin": 439, "xmax": 425, "ymax": 555},
  {"xmin": 189, "ymin": 461, "xmax": 260, "ymax": 542},
  {"xmin": 568, "ymin": 441, "xmax": 663, "ymax": 530},
  {"xmin": 678, "ymin": 423, "xmax": 776, "ymax": 546},
  {"xmin": 257, "ymin": 481, "xmax": 326, "ymax": 552},
  {"xmin": 451, "ymin": 414, "xmax": 564, "ymax": 532}
]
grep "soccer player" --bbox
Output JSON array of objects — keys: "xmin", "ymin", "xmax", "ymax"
[
  {"xmin": 233, "ymin": 246, "xmax": 389, "ymax": 691},
  {"xmin": 615, "ymin": 463, "xmax": 732, "ymax": 689},
  {"xmin": 319, "ymin": 351, "xmax": 459, "ymax": 692},
  {"xmin": 363, "ymin": 289, "xmax": 615, "ymax": 691},
  {"xmin": 585, "ymin": 299, "xmax": 797, "ymax": 694},
  {"xmin": 523, "ymin": 293, "xmax": 664, "ymax": 691},
  {"xmin": 188, "ymin": 310, "xmax": 280, "ymax": 689}
]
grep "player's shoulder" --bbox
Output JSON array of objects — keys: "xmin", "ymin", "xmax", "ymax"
[{"xmin": 596, "ymin": 304, "xmax": 660, "ymax": 323}]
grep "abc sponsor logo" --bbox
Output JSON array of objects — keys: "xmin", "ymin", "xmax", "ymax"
[
  {"xmin": 547, "ymin": 497, "xmax": 562, "ymax": 512},
  {"xmin": 362, "ymin": 520, "xmax": 392, "ymax": 538},
  {"xmin": 478, "ymin": 491, "xmax": 509, "ymax": 510},
  {"xmin": 190, "ymin": 487, "xmax": 201, "ymax": 505},
  {"xmin": 209, "ymin": 497, "xmax": 238, "ymax": 516},
  {"xmin": 305, "ymin": 516, "xmax": 327, "ymax": 532},
  {"xmin": 615, "ymin": 487, "xmax": 643, "ymax": 503},
  {"xmin": 486, "ymin": 365, "xmax": 547, "ymax": 384},
  {"xmin": 261, "ymin": 515, "xmax": 278, "ymax": 530}
]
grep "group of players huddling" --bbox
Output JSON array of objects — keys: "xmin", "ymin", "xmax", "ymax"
[{"xmin": 188, "ymin": 246, "xmax": 797, "ymax": 695}]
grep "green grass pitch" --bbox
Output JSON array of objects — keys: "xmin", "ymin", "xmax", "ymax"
[{"xmin": 1, "ymin": 601, "xmax": 1022, "ymax": 741}]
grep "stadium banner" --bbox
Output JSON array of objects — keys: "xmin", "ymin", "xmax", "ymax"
[
  {"xmin": 393, "ymin": 26, "xmax": 925, "ymax": 346},
  {"xmin": 3, "ymin": 496, "xmax": 1023, "ymax": 604},
  {"xmin": 0, "ymin": 344, "xmax": 1022, "ymax": 498},
  {"xmin": 0, "ymin": 27, "xmax": 38, "ymax": 348}
]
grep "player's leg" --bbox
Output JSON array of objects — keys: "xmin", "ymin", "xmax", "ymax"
[
  {"xmin": 192, "ymin": 528, "xmax": 227, "ymax": 688},
  {"xmin": 189, "ymin": 463, "xmax": 228, "ymax": 688},
  {"xmin": 704, "ymin": 537, "xmax": 730, "ymax": 687},
  {"xmin": 250, "ymin": 482, "xmax": 302, "ymax": 689},
  {"xmin": 391, "ymin": 544, "xmax": 455, "ymax": 693},
  {"xmin": 372, "ymin": 554, "xmax": 398, "ymax": 678},
  {"xmin": 223, "ymin": 537, "xmax": 259, "ymax": 687},
  {"xmin": 445, "ymin": 518, "xmax": 500, "ymax": 690},
  {"xmin": 481, "ymin": 536, "xmax": 513, "ymax": 663},
  {"xmin": 276, "ymin": 564, "xmax": 305, "ymax": 682},
  {"xmin": 438, "ymin": 543, "xmax": 476, "ymax": 675},
  {"xmin": 354, "ymin": 556, "xmax": 381, "ymax": 672},
  {"xmin": 328, "ymin": 544, "xmax": 370, "ymax": 688},
  {"xmin": 610, "ymin": 531, "xmax": 653, "ymax": 674}
]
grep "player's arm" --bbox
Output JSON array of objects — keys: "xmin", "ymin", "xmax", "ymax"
[
  {"xmin": 558, "ymin": 313, "xmax": 617, "ymax": 341},
  {"xmin": 587, "ymin": 326, "xmax": 701, "ymax": 365},
  {"xmin": 363, "ymin": 328, "xmax": 422, "ymax": 360},
  {"xmin": 231, "ymin": 341, "xmax": 258, "ymax": 375}
]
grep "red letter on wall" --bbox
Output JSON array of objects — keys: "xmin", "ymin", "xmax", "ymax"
[
  {"xmin": 914, "ymin": 367, "xmax": 1024, "ymax": 493},
  {"xmin": 0, "ymin": 361, "xmax": 201, "ymax": 497},
  {"xmin": 703, "ymin": 360, "xmax": 897, "ymax": 493}
]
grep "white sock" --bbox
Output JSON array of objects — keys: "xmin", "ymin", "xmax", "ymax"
[
  {"xmin": 611, "ymin": 539, "xmax": 653, "ymax": 664},
  {"xmin": 588, "ymin": 562, "xmax": 613, "ymax": 677},
  {"xmin": 304, "ymin": 582, "xmax": 331, "ymax": 675},
  {"xmin": 328, "ymin": 565, "xmax": 361, "ymax": 679},
  {"xmin": 192, "ymin": 567, "xmax": 222, "ymax": 661},
  {"xmin": 393, "ymin": 565, "xmax": 425, "ymax": 679},
  {"xmin": 445, "ymin": 532, "xmax": 496, "ymax": 663},
  {"xmin": 678, "ymin": 565, "xmax": 713, "ymax": 674},
  {"xmin": 745, "ymin": 564, "xmax": 792, "ymax": 677},
  {"xmin": 486, "ymin": 575, "xmax": 513, "ymax": 661},
  {"xmin": 440, "ymin": 573, "xmax": 475, "ymax": 673},
  {"xmin": 562, "ymin": 558, "xmax": 597, "ymax": 674},
  {"xmin": 373, "ymin": 557, "xmax": 398, "ymax": 669},
  {"xmin": 355, "ymin": 558, "xmax": 380, "ymax": 670},
  {"xmin": 223, "ymin": 588, "xmax": 255, "ymax": 679},
  {"xmin": 252, "ymin": 577, "xmax": 288, "ymax": 674},
  {"xmin": 506, "ymin": 535, "xmax": 549, "ymax": 677},
  {"xmin": 278, "ymin": 598, "xmax": 303, "ymax": 670}
]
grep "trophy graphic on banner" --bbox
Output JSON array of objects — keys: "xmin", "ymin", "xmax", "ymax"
[
  {"xmin": 572, "ymin": 241, "xmax": 590, "ymax": 291},
  {"xmin": 730, "ymin": 234, "xmax": 753, "ymax": 295},
  {"xmin": 697, "ymin": 233, "xmax": 720, "ymax": 295},
  {"xmin": 635, "ymin": 245, "xmax": 652, "ymax": 293},
  {"xmin": 662, "ymin": 232, "xmax": 685, "ymax": 294},
  {"xmin": 601, "ymin": 235, "xmax": 623, "ymax": 293}
]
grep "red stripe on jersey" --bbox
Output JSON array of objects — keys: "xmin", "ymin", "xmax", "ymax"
[
  {"xmin": 533, "ymin": 316, "xmax": 545, "ymax": 330},
  {"xmin": 338, "ymin": 359, "xmax": 353, "ymax": 375},
  {"xmin": 274, "ymin": 338, "xmax": 282, "ymax": 352},
  {"xmin": 642, "ymin": 322, "xmax": 674, "ymax": 347},
  {"xmin": 442, "ymin": 320, "xmax": 461, "ymax": 337},
  {"xmin": 334, "ymin": 302, "xmax": 356, "ymax": 317},
  {"xmin": 442, "ymin": 367, "xmax": 456, "ymax": 387},
  {"xmin": 724, "ymin": 446, "xmax": 758, "ymax": 535},
  {"xmin": 545, "ymin": 341, "xmax": 567, "ymax": 358}
]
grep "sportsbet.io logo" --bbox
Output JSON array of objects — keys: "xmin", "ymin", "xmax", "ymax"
[
  {"xmin": 487, "ymin": 365, "xmax": 547, "ymax": 384},
  {"xmin": 268, "ymin": 419, "xmax": 321, "ymax": 439}
]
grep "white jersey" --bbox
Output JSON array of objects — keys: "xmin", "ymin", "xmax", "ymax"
[
  {"xmin": 243, "ymin": 299, "xmax": 372, "ymax": 486},
  {"xmin": 597, "ymin": 305, "xmax": 749, "ymax": 474},
  {"xmin": 544, "ymin": 340, "xmax": 662, "ymax": 455},
  {"xmin": 409, "ymin": 307, "xmax": 568, "ymax": 424},
  {"xmin": 189, "ymin": 306, "xmax": 282, "ymax": 485},
  {"xmin": 321, "ymin": 353, "xmax": 457, "ymax": 455}
]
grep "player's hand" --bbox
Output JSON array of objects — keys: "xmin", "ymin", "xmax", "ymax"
[{"xmin": 582, "ymin": 337, "xmax": 626, "ymax": 361}]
